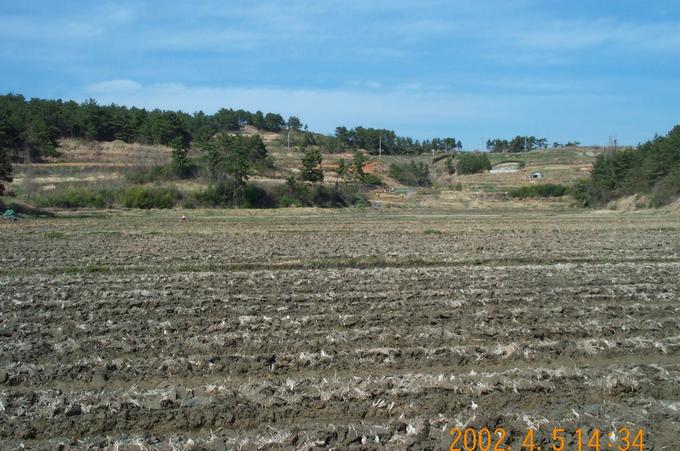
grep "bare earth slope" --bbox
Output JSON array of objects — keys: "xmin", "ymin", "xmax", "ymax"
[{"xmin": 1, "ymin": 209, "xmax": 679, "ymax": 449}]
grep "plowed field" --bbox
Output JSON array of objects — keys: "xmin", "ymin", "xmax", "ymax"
[{"xmin": 1, "ymin": 209, "xmax": 679, "ymax": 449}]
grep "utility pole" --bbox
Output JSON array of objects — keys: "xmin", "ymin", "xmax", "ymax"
[{"xmin": 608, "ymin": 134, "xmax": 618, "ymax": 152}]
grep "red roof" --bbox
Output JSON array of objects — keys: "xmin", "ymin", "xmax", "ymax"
[{"xmin": 362, "ymin": 161, "xmax": 378, "ymax": 174}]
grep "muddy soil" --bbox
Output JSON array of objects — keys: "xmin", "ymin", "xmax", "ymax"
[{"xmin": 1, "ymin": 210, "xmax": 679, "ymax": 449}]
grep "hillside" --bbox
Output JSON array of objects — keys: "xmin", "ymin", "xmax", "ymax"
[
  {"xmin": 439, "ymin": 147, "xmax": 605, "ymax": 194},
  {"xmin": 2, "ymin": 126, "xmax": 607, "ymax": 211},
  {"xmin": 0, "ymin": 93, "xmax": 611, "ymax": 211}
]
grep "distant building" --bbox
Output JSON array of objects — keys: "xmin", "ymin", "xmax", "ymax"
[{"xmin": 362, "ymin": 161, "xmax": 379, "ymax": 174}]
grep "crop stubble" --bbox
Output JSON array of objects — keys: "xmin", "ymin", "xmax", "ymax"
[{"xmin": 1, "ymin": 210, "xmax": 679, "ymax": 449}]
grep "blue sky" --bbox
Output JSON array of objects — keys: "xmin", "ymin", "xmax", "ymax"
[{"xmin": 1, "ymin": 0, "xmax": 679, "ymax": 148}]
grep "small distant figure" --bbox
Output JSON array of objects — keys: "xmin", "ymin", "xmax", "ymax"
[{"xmin": 180, "ymin": 215, "xmax": 188, "ymax": 221}]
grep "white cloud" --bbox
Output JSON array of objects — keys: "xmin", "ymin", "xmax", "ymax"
[
  {"xmin": 0, "ymin": 3, "xmax": 137, "ymax": 42},
  {"xmin": 142, "ymin": 29, "xmax": 265, "ymax": 51},
  {"xmin": 86, "ymin": 79, "xmax": 142, "ymax": 95},
  {"xmin": 510, "ymin": 19, "xmax": 680, "ymax": 52},
  {"xmin": 102, "ymin": 3, "xmax": 136, "ymax": 22},
  {"xmin": 343, "ymin": 81, "xmax": 383, "ymax": 89}
]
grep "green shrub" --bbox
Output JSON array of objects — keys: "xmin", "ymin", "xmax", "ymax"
[
  {"xmin": 174, "ymin": 161, "xmax": 199, "ymax": 179},
  {"xmin": 275, "ymin": 178, "xmax": 313, "ymax": 207},
  {"xmin": 273, "ymin": 178, "xmax": 362, "ymax": 208},
  {"xmin": 118, "ymin": 186, "xmax": 181, "ymax": 209},
  {"xmin": 34, "ymin": 186, "xmax": 181, "ymax": 209},
  {"xmin": 33, "ymin": 187, "xmax": 116, "ymax": 208},
  {"xmin": 186, "ymin": 179, "xmax": 361, "ymax": 209},
  {"xmin": 313, "ymin": 184, "xmax": 355, "ymax": 207},
  {"xmin": 571, "ymin": 179, "xmax": 593, "ymax": 206},
  {"xmin": 509, "ymin": 183, "xmax": 568, "ymax": 199},
  {"xmin": 190, "ymin": 182, "xmax": 234, "ymax": 207},
  {"xmin": 388, "ymin": 161, "xmax": 431, "ymax": 186},
  {"xmin": 32, "ymin": 180, "xmax": 366, "ymax": 211},
  {"xmin": 456, "ymin": 152, "xmax": 491, "ymax": 175},
  {"xmin": 125, "ymin": 166, "xmax": 171, "ymax": 184},
  {"xmin": 189, "ymin": 182, "xmax": 275, "ymax": 208},
  {"xmin": 362, "ymin": 173, "xmax": 383, "ymax": 186},
  {"xmin": 276, "ymin": 195, "xmax": 303, "ymax": 208},
  {"xmin": 40, "ymin": 145, "xmax": 60, "ymax": 158},
  {"xmin": 242, "ymin": 184, "xmax": 276, "ymax": 208}
]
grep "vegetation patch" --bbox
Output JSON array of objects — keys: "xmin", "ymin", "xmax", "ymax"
[
  {"xmin": 33, "ymin": 187, "xmax": 117, "ymax": 208},
  {"xmin": 456, "ymin": 152, "xmax": 492, "ymax": 174},
  {"xmin": 119, "ymin": 186, "xmax": 182, "ymax": 209},
  {"xmin": 509, "ymin": 183, "xmax": 569, "ymax": 199},
  {"xmin": 576, "ymin": 125, "xmax": 680, "ymax": 207},
  {"xmin": 125, "ymin": 165, "xmax": 172, "ymax": 184},
  {"xmin": 388, "ymin": 161, "xmax": 432, "ymax": 186},
  {"xmin": 185, "ymin": 179, "xmax": 364, "ymax": 209}
]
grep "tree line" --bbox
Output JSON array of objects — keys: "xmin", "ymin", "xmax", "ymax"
[
  {"xmin": 486, "ymin": 136, "xmax": 582, "ymax": 152},
  {"xmin": 335, "ymin": 126, "xmax": 461, "ymax": 155},
  {"xmin": 0, "ymin": 93, "xmax": 293, "ymax": 162},
  {"xmin": 0, "ymin": 93, "xmax": 464, "ymax": 165},
  {"xmin": 486, "ymin": 136, "xmax": 549, "ymax": 153}
]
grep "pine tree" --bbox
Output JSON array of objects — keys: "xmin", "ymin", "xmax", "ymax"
[
  {"xmin": 352, "ymin": 151, "xmax": 366, "ymax": 180},
  {"xmin": 301, "ymin": 149, "xmax": 324, "ymax": 182},
  {"xmin": 170, "ymin": 137, "xmax": 190, "ymax": 178},
  {"xmin": 335, "ymin": 159, "xmax": 349, "ymax": 180}
]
